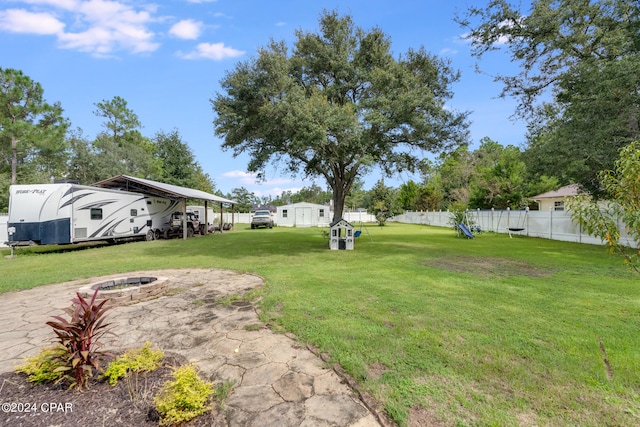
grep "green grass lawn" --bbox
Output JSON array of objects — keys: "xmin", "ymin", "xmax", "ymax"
[{"xmin": 2, "ymin": 223, "xmax": 639, "ymax": 426}]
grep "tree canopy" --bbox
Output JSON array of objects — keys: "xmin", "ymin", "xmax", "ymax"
[
  {"xmin": 0, "ymin": 68, "xmax": 68, "ymax": 186},
  {"xmin": 458, "ymin": 0, "xmax": 640, "ymax": 194},
  {"xmin": 212, "ymin": 10, "xmax": 469, "ymax": 222},
  {"xmin": 567, "ymin": 141, "xmax": 640, "ymax": 273}
]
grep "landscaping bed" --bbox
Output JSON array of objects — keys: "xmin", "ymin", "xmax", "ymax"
[{"xmin": 0, "ymin": 354, "xmax": 225, "ymax": 427}]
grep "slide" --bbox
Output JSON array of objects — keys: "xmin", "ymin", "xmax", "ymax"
[{"xmin": 457, "ymin": 223, "xmax": 475, "ymax": 239}]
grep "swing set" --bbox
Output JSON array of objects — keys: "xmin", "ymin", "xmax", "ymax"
[
  {"xmin": 457, "ymin": 210, "xmax": 482, "ymax": 239},
  {"xmin": 354, "ymin": 221, "xmax": 372, "ymax": 241},
  {"xmin": 506, "ymin": 207, "xmax": 529, "ymax": 238}
]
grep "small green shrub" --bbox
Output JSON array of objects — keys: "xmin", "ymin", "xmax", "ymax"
[
  {"xmin": 102, "ymin": 342, "xmax": 164, "ymax": 386},
  {"xmin": 45, "ymin": 289, "xmax": 113, "ymax": 389},
  {"xmin": 448, "ymin": 202, "xmax": 468, "ymax": 229},
  {"xmin": 153, "ymin": 364, "xmax": 214, "ymax": 426},
  {"xmin": 14, "ymin": 346, "xmax": 67, "ymax": 384},
  {"xmin": 214, "ymin": 380, "xmax": 235, "ymax": 406}
]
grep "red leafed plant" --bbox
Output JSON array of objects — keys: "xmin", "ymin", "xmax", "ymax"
[{"xmin": 45, "ymin": 289, "xmax": 113, "ymax": 389}]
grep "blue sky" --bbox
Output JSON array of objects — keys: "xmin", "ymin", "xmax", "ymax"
[{"xmin": 1, "ymin": 0, "xmax": 528, "ymax": 198}]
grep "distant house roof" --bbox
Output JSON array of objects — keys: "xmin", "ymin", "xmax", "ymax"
[
  {"xmin": 93, "ymin": 175, "xmax": 236, "ymax": 204},
  {"xmin": 252, "ymin": 204, "xmax": 277, "ymax": 212},
  {"xmin": 532, "ymin": 184, "xmax": 581, "ymax": 200}
]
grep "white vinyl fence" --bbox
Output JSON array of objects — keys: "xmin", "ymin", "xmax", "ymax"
[
  {"xmin": 211, "ymin": 211, "xmax": 377, "ymax": 226},
  {"xmin": 392, "ymin": 209, "xmax": 637, "ymax": 248}
]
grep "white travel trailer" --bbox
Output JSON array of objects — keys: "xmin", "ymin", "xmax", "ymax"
[{"xmin": 8, "ymin": 183, "xmax": 179, "ymax": 245}]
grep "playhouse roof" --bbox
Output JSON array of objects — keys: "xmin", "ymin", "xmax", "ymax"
[{"xmin": 330, "ymin": 218, "xmax": 353, "ymax": 228}]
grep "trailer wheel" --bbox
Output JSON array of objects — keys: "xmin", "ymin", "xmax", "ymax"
[
  {"xmin": 155, "ymin": 229, "xmax": 161, "ymax": 240},
  {"xmin": 145, "ymin": 230, "xmax": 155, "ymax": 241},
  {"xmin": 163, "ymin": 229, "xmax": 170, "ymax": 239},
  {"xmin": 187, "ymin": 226, "xmax": 194, "ymax": 238}
]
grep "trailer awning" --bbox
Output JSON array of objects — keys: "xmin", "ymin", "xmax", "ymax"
[{"xmin": 93, "ymin": 175, "xmax": 236, "ymax": 205}]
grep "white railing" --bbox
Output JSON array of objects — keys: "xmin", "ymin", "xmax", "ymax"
[{"xmin": 392, "ymin": 209, "xmax": 636, "ymax": 248}]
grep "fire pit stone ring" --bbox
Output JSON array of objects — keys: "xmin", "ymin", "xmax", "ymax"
[{"xmin": 78, "ymin": 276, "xmax": 169, "ymax": 306}]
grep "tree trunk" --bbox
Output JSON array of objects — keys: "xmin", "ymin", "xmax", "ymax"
[
  {"xmin": 330, "ymin": 164, "xmax": 360, "ymax": 223},
  {"xmin": 332, "ymin": 185, "xmax": 346, "ymax": 223},
  {"xmin": 11, "ymin": 136, "xmax": 18, "ymax": 185}
]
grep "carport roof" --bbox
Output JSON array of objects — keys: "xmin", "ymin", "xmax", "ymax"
[{"xmin": 93, "ymin": 175, "xmax": 236, "ymax": 204}]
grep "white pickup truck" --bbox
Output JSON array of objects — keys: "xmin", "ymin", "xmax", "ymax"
[{"xmin": 251, "ymin": 210, "xmax": 274, "ymax": 229}]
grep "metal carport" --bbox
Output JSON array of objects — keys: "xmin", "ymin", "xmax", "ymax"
[{"xmin": 93, "ymin": 175, "xmax": 236, "ymax": 240}]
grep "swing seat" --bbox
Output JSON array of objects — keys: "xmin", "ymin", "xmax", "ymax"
[
  {"xmin": 354, "ymin": 230, "xmax": 362, "ymax": 238},
  {"xmin": 508, "ymin": 227, "xmax": 525, "ymax": 238}
]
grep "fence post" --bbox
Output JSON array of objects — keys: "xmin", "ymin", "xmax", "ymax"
[{"xmin": 549, "ymin": 207, "xmax": 553, "ymax": 240}]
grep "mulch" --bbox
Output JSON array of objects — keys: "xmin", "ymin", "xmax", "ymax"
[{"xmin": 0, "ymin": 354, "xmax": 226, "ymax": 427}]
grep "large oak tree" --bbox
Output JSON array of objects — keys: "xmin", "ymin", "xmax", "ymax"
[
  {"xmin": 457, "ymin": 0, "xmax": 640, "ymax": 195},
  {"xmin": 212, "ymin": 10, "xmax": 469, "ymax": 222}
]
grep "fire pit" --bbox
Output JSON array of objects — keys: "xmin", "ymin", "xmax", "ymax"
[{"xmin": 78, "ymin": 276, "xmax": 169, "ymax": 306}]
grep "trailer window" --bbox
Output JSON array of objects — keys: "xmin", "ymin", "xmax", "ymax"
[
  {"xmin": 90, "ymin": 208, "xmax": 103, "ymax": 220},
  {"xmin": 130, "ymin": 209, "xmax": 137, "ymax": 216}
]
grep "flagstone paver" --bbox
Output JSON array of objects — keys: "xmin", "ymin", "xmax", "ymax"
[{"xmin": 0, "ymin": 268, "xmax": 390, "ymax": 426}]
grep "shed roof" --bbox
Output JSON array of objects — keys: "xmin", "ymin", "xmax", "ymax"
[
  {"xmin": 277, "ymin": 202, "xmax": 330, "ymax": 209},
  {"xmin": 532, "ymin": 184, "xmax": 581, "ymax": 200},
  {"xmin": 93, "ymin": 175, "xmax": 236, "ymax": 204}
]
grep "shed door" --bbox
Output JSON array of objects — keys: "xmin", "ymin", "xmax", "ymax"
[{"xmin": 295, "ymin": 207, "xmax": 312, "ymax": 227}]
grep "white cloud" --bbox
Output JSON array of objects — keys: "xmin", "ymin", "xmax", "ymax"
[
  {"xmin": 178, "ymin": 42, "xmax": 244, "ymax": 60},
  {"xmin": 222, "ymin": 170, "xmax": 296, "ymax": 186},
  {"xmin": 0, "ymin": 1, "xmax": 160, "ymax": 56},
  {"xmin": 20, "ymin": 0, "xmax": 78, "ymax": 8},
  {"xmin": 169, "ymin": 19, "xmax": 202, "ymax": 40},
  {"xmin": 185, "ymin": 0, "xmax": 217, "ymax": 3},
  {"xmin": 439, "ymin": 47, "xmax": 458, "ymax": 56},
  {"xmin": 223, "ymin": 170, "xmax": 256, "ymax": 183},
  {"xmin": 275, "ymin": 21, "xmax": 286, "ymax": 27},
  {"xmin": 0, "ymin": 9, "xmax": 65, "ymax": 34}
]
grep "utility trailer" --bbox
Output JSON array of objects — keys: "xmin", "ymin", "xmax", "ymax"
[{"xmin": 8, "ymin": 183, "xmax": 179, "ymax": 245}]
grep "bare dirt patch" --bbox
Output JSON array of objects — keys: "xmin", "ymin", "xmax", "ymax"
[
  {"xmin": 424, "ymin": 255, "xmax": 552, "ymax": 278},
  {"xmin": 367, "ymin": 362, "xmax": 389, "ymax": 381},
  {"xmin": 408, "ymin": 405, "xmax": 448, "ymax": 427}
]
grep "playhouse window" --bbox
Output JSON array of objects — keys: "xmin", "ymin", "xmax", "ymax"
[
  {"xmin": 282, "ymin": 209, "xmax": 288, "ymax": 218},
  {"xmin": 90, "ymin": 208, "xmax": 103, "ymax": 220}
]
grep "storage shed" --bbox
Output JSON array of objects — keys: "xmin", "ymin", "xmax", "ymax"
[
  {"xmin": 329, "ymin": 218, "xmax": 354, "ymax": 250},
  {"xmin": 276, "ymin": 202, "xmax": 331, "ymax": 227}
]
